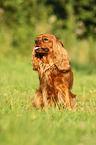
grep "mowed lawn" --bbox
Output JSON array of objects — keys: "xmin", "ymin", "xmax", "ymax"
[{"xmin": 0, "ymin": 58, "xmax": 96, "ymax": 145}]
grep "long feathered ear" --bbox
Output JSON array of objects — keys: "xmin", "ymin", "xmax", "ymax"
[
  {"xmin": 53, "ymin": 38, "xmax": 70, "ymax": 71},
  {"xmin": 31, "ymin": 48, "xmax": 39, "ymax": 70}
]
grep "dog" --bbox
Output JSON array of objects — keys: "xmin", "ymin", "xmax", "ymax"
[{"xmin": 32, "ymin": 34, "xmax": 76, "ymax": 110}]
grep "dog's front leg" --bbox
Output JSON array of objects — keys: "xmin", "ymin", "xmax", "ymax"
[
  {"xmin": 42, "ymin": 88, "xmax": 51, "ymax": 109},
  {"xmin": 57, "ymin": 87, "xmax": 72, "ymax": 110},
  {"xmin": 34, "ymin": 89, "xmax": 43, "ymax": 109},
  {"xmin": 64, "ymin": 88, "xmax": 72, "ymax": 110}
]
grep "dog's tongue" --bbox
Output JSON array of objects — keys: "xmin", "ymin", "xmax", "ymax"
[{"xmin": 34, "ymin": 47, "xmax": 41, "ymax": 50}]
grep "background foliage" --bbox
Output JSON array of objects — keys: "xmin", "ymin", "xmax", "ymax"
[{"xmin": 0, "ymin": 0, "xmax": 96, "ymax": 65}]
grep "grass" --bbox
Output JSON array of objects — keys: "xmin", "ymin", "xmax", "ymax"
[{"xmin": 0, "ymin": 57, "xmax": 96, "ymax": 145}]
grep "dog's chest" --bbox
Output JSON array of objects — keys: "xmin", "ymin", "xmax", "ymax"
[
  {"xmin": 39, "ymin": 63, "xmax": 52, "ymax": 79},
  {"xmin": 38, "ymin": 56, "xmax": 53, "ymax": 77},
  {"xmin": 39, "ymin": 63, "xmax": 60, "ymax": 88}
]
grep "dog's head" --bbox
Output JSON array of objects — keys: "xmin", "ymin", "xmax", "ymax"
[
  {"xmin": 32, "ymin": 34, "xmax": 70, "ymax": 71},
  {"xmin": 34, "ymin": 34, "xmax": 56, "ymax": 54}
]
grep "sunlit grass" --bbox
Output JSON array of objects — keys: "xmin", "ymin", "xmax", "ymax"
[{"xmin": 0, "ymin": 58, "xmax": 96, "ymax": 145}]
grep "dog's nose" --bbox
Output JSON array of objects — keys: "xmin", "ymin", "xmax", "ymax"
[{"xmin": 35, "ymin": 39, "xmax": 39, "ymax": 44}]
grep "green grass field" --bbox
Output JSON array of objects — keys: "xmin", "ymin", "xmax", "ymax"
[{"xmin": 0, "ymin": 58, "xmax": 96, "ymax": 145}]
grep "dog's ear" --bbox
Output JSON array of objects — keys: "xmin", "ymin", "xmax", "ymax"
[
  {"xmin": 53, "ymin": 38, "xmax": 70, "ymax": 71},
  {"xmin": 31, "ymin": 48, "xmax": 39, "ymax": 70}
]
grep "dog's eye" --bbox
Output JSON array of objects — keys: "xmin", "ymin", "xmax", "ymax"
[{"xmin": 43, "ymin": 38, "xmax": 48, "ymax": 41}]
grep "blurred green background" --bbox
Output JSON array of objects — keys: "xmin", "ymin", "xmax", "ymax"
[
  {"xmin": 0, "ymin": 1, "xmax": 96, "ymax": 145},
  {"xmin": 0, "ymin": 0, "xmax": 96, "ymax": 65}
]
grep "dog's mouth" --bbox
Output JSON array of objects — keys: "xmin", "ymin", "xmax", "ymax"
[{"xmin": 35, "ymin": 46, "xmax": 49, "ymax": 54}]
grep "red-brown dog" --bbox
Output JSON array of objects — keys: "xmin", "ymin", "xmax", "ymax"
[{"xmin": 32, "ymin": 34, "xmax": 76, "ymax": 110}]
